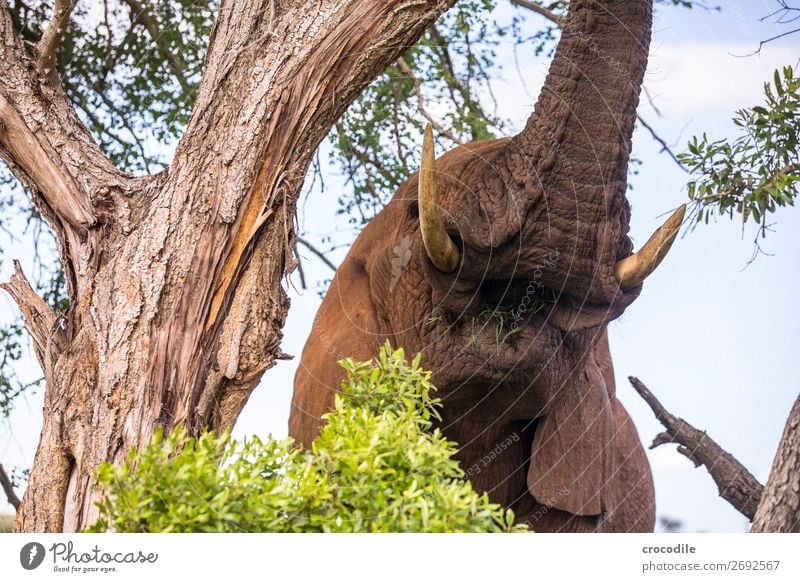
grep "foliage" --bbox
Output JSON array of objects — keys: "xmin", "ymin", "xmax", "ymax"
[
  {"xmin": 680, "ymin": 66, "xmax": 799, "ymax": 237},
  {"xmin": 0, "ymin": 321, "xmax": 39, "ymax": 416},
  {"xmin": 89, "ymin": 344, "xmax": 525, "ymax": 533},
  {"xmin": 9, "ymin": 0, "xmax": 214, "ymax": 173},
  {"xmin": 330, "ymin": 0, "xmax": 505, "ymax": 225}
]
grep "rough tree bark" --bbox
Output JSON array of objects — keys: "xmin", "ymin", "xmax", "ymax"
[
  {"xmin": 751, "ymin": 395, "xmax": 800, "ymax": 532},
  {"xmin": 0, "ymin": 0, "xmax": 455, "ymax": 532}
]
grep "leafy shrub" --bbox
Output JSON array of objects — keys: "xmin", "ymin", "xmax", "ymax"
[{"xmin": 89, "ymin": 344, "xmax": 525, "ymax": 533}]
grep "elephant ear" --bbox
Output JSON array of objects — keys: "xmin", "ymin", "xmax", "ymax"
[{"xmin": 526, "ymin": 335, "xmax": 614, "ymax": 517}]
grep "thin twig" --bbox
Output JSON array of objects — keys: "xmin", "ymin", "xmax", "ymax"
[
  {"xmin": 36, "ymin": 0, "xmax": 77, "ymax": 79},
  {"xmin": 296, "ymin": 237, "xmax": 337, "ymax": 272},
  {"xmin": 0, "ymin": 463, "xmax": 21, "ymax": 511},
  {"xmin": 123, "ymin": 0, "xmax": 191, "ymax": 94},
  {"xmin": 629, "ymin": 376, "xmax": 764, "ymax": 520},
  {"xmin": 637, "ymin": 114, "xmax": 688, "ymax": 172},
  {"xmin": 396, "ymin": 57, "xmax": 463, "ymax": 145},
  {"xmin": 745, "ymin": 27, "xmax": 800, "ymax": 56},
  {"xmin": 510, "ymin": 0, "xmax": 562, "ymax": 25}
]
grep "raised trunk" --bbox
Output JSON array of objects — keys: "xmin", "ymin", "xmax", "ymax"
[
  {"xmin": 751, "ymin": 394, "xmax": 800, "ymax": 532},
  {"xmin": 499, "ymin": 0, "xmax": 653, "ymax": 303},
  {"xmin": 1, "ymin": 0, "xmax": 455, "ymax": 532},
  {"xmin": 514, "ymin": 0, "xmax": 652, "ymax": 189}
]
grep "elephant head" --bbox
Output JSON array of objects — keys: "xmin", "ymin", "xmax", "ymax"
[{"xmin": 290, "ymin": 0, "xmax": 681, "ymax": 532}]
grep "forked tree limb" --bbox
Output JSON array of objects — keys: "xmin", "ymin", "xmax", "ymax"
[
  {"xmin": 0, "ymin": 2, "xmax": 136, "ymax": 298},
  {"xmin": 0, "ymin": 463, "xmax": 21, "ymax": 511},
  {"xmin": 629, "ymin": 376, "xmax": 764, "ymax": 520}
]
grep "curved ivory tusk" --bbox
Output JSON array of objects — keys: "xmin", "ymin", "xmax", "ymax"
[
  {"xmin": 419, "ymin": 124, "xmax": 461, "ymax": 273},
  {"xmin": 615, "ymin": 204, "xmax": 686, "ymax": 290}
]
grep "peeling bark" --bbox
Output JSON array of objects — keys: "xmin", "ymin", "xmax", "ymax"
[{"xmin": 0, "ymin": 0, "xmax": 455, "ymax": 532}]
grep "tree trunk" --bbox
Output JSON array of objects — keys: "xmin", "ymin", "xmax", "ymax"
[
  {"xmin": 0, "ymin": 0, "xmax": 455, "ymax": 532},
  {"xmin": 751, "ymin": 394, "xmax": 800, "ymax": 532}
]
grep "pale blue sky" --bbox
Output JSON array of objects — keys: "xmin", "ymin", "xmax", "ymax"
[{"xmin": 2, "ymin": 1, "xmax": 799, "ymax": 531}]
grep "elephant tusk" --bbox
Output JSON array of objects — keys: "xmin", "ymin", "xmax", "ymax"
[
  {"xmin": 419, "ymin": 124, "xmax": 461, "ymax": 273},
  {"xmin": 615, "ymin": 204, "xmax": 686, "ymax": 291}
]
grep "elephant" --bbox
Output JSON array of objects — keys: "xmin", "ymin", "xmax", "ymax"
[{"xmin": 289, "ymin": 0, "xmax": 683, "ymax": 532}]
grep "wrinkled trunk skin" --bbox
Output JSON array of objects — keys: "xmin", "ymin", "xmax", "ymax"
[
  {"xmin": 1, "ymin": 0, "xmax": 456, "ymax": 532},
  {"xmin": 490, "ymin": 0, "xmax": 651, "ymax": 304},
  {"xmin": 751, "ymin": 395, "xmax": 800, "ymax": 532}
]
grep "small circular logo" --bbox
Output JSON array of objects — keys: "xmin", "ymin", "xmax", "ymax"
[{"xmin": 20, "ymin": 542, "xmax": 46, "ymax": 570}]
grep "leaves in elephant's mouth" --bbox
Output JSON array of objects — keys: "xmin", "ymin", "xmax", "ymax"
[{"xmin": 469, "ymin": 278, "xmax": 559, "ymax": 347}]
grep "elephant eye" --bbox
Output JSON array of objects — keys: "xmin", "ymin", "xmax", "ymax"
[{"xmin": 407, "ymin": 201, "xmax": 419, "ymax": 220}]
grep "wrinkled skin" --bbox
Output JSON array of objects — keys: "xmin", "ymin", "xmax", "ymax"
[{"xmin": 290, "ymin": 0, "xmax": 657, "ymax": 532}]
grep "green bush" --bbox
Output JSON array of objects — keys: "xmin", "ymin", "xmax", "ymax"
[{"xmin": 89, "ymin": 344, "xmax": 526, "ymax": 533}]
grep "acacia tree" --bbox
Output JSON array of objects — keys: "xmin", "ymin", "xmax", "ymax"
[{"xmin": 0, "ymin": 0, "xmax": 463, "ymax": 532}]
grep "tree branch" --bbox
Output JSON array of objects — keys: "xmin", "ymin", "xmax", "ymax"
[
  {"xmin": 0, "ymin": 94, "xmax": 95, "ymax": 230},
  {"xmin": 396, "ymin": 57, "xmax": 463, "ymax": 145},
  {"xmin": 297, "ymin": 237, "xmax": 337, "ymax": 272},
  {"xmin": 123, "ymin": 0, "xmax": 191, "ymax": 94},
  {"xmin": 36, "ymin": 0, "xmax": 77, "ymax": 80},
  {"xmin": 510, "ymin": 0, "xmax": 562, "ymax": 25},
  {"xmin": 636, "ymin": 114, "xmax": 688, "ymax": 172},
  {"xmin": 0, "ymin": 261, "xmax": 66, "ymax": 379},
  {"xmin": 0, "ymin": 463, "xmax": 20, "ymax": 511},
  {"xmin": 629, "ymin": 376, "xmax": 764, "ymax": 520},
  {"xmin": 173, "ymin": 0, "xmax": 457, "ymax": 333},
  {"xmin": 0, "ymin": 2, "xmax": 134, "ymax": 299}
]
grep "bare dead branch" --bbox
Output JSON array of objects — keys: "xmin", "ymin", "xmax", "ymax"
[
  {"xmin": 751, "ymin": 393, "xmax": 800, "ymax": 532},
  {"xmin": 36, "ymin": 0, "xmax": 77, "ymax": 80},
  {"xmin": 123, "ymin": 0, "xmax": 191, "ymax": 94},
  {"xmin": 0, "ymin": 463, "xmax": 21, "ymax": 511},
  {"xmin": 297, "ymin": 237, "xmax": 337, "ymax": 273},
  {"xmin": 629, "ymin": 376, "xmax": 764, "ymax": 520},
  {"xmin": 0, "ymin": 261, "xmax": 66, "ymax": 378},
  {"xmin": 396, "ymin": 57, "xmax": 463, "ymax": 145}
]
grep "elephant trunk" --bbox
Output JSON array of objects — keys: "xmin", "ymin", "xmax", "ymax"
[
  {"xmin": 511, "ymin": 0, "xmax": 653, "ymax": 191},
  {"xmin": 495, "ymin": 0, "xmax": 655, "ymax": 303}
]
